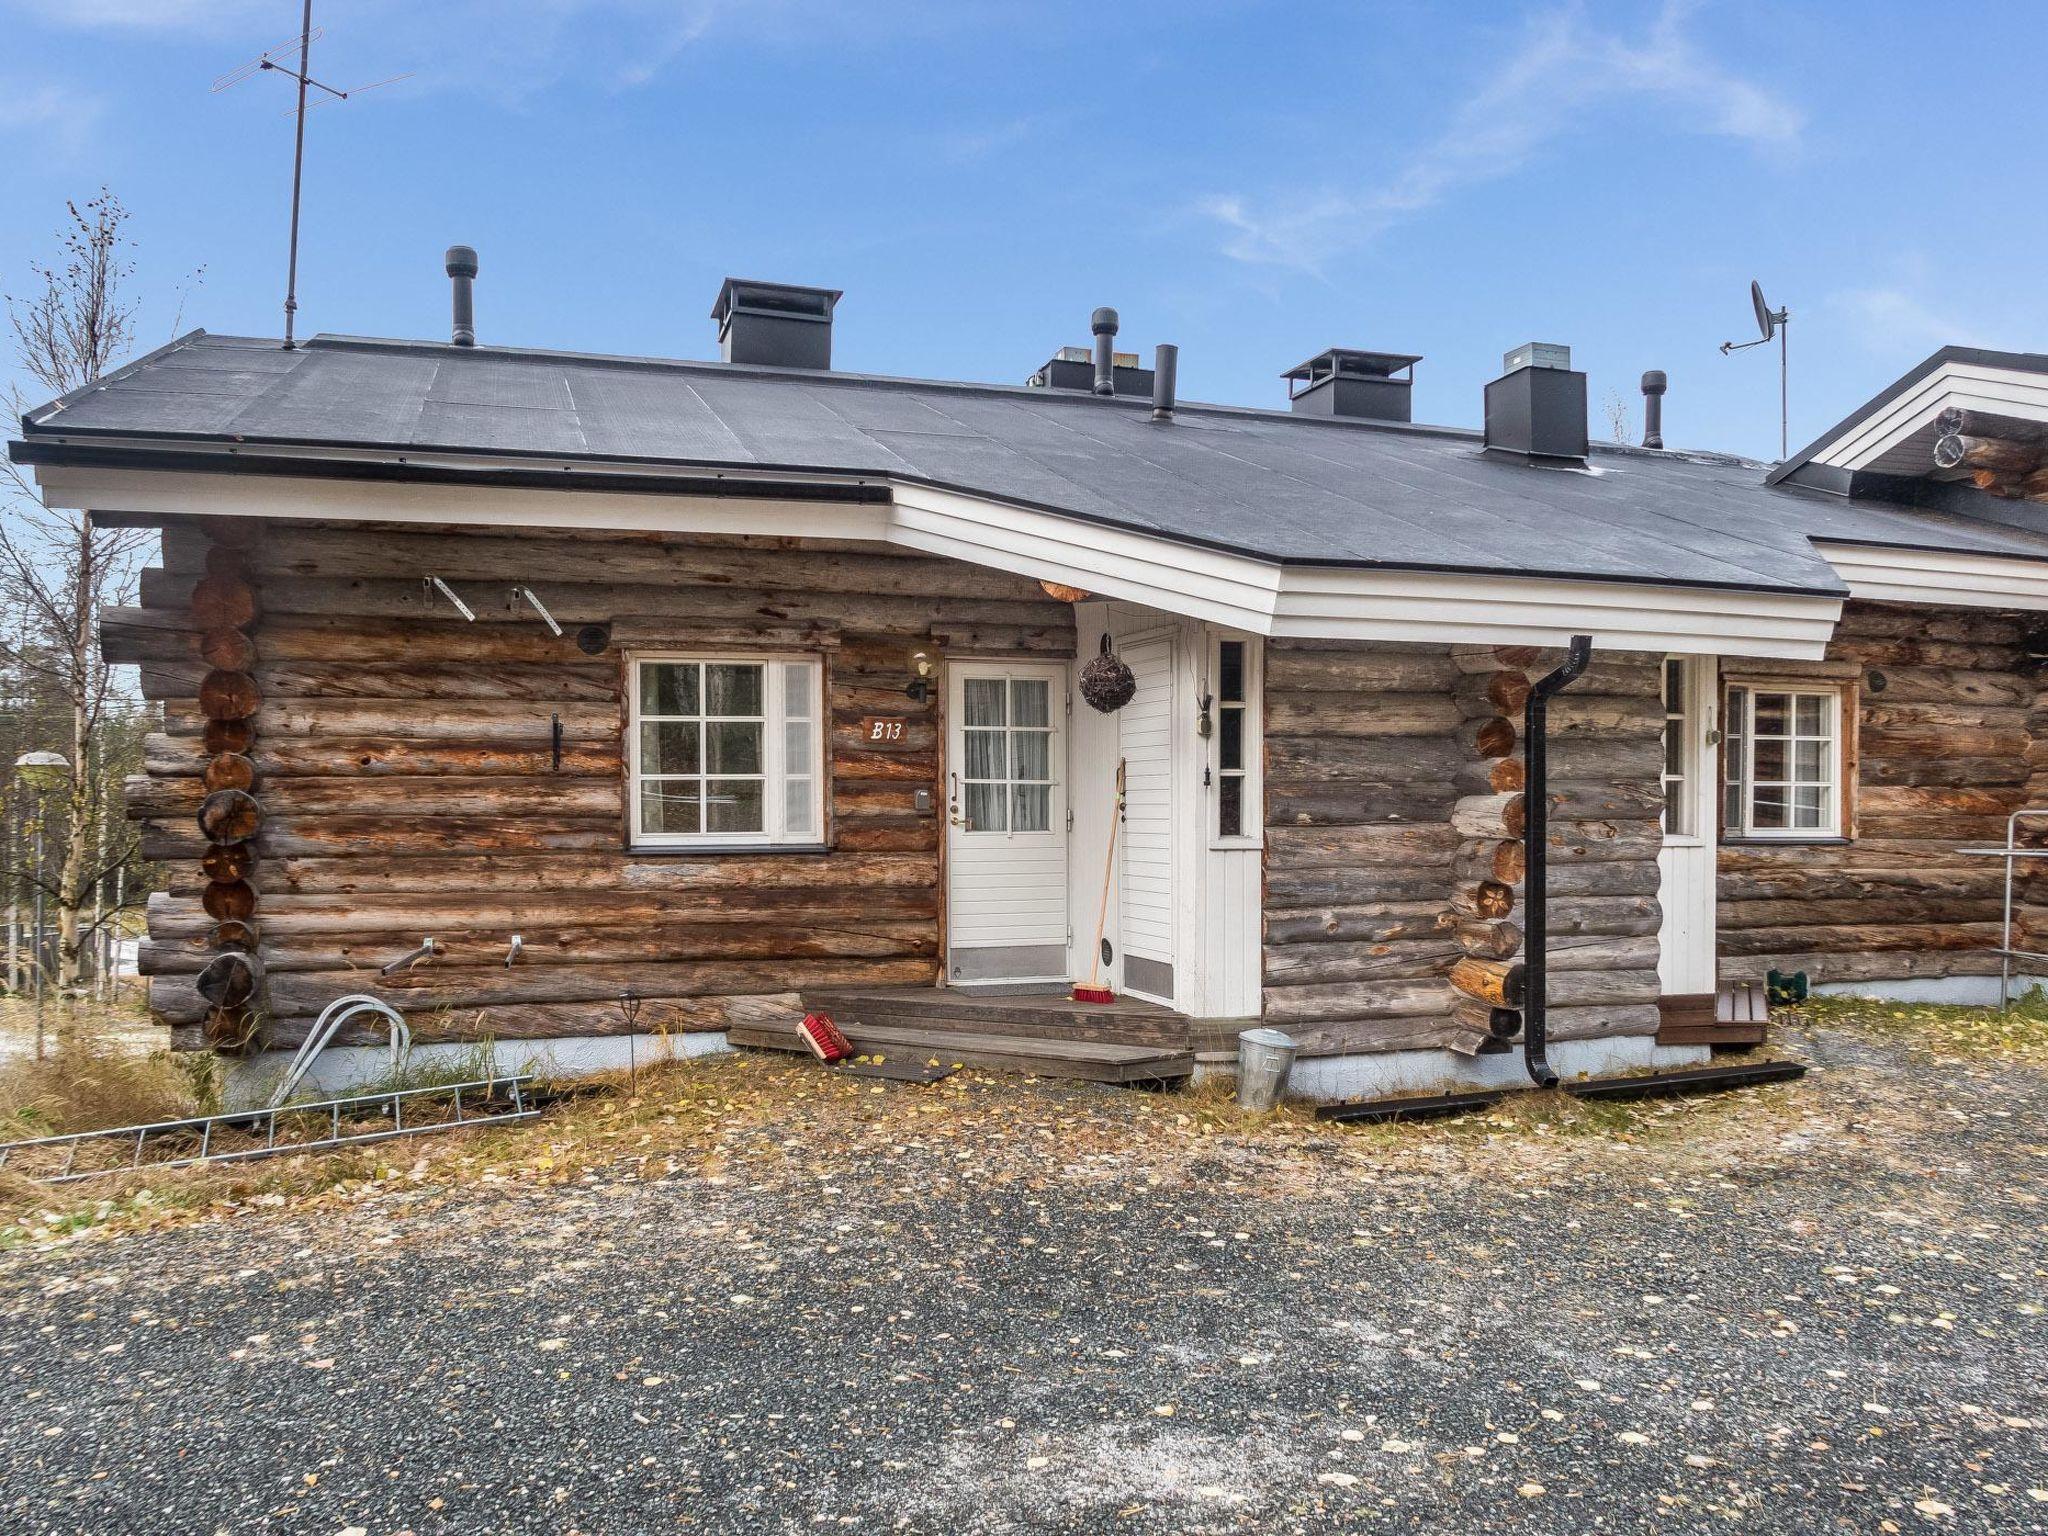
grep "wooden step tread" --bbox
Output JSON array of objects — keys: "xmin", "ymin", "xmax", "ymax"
[
  {"xmin": 801, "ymin": 988, "xmax": 1185, "ymax": 1026},
  {"xmin": 740, "ymin": 1020, "xmax": 1184, "ymax": 1064},
  {"xmin": 731, "ymin": 1023, "xmax": 1193, "ymax": 1084}
]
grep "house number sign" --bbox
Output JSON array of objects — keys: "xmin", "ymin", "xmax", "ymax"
[{"xmin": 860, "ymin": 716, "xmax": 913, "ymax": 745}]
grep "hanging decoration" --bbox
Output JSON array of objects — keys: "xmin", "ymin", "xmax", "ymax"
[{"xmin": 1079, "ymin": 633, "xmax": 1137, "ymax": 713}]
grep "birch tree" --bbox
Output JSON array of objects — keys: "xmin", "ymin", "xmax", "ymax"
[{"xmin": 2, "ymin": 191, "xmax": 152, "ymax": 993}]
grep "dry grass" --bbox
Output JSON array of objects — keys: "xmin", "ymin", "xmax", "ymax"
[
  {"xmin": 0, "ymin": 998, "xmax": 216, "ymax": 1143},
  {"xmin": 1786, "ymin": 991, "xmax": 2048, "ymax": 1061}
]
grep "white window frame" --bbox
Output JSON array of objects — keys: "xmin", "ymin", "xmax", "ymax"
[
  {"xmin": 1721, "ymin": 680, "xmax": 1846, "ymax": 841},
  {"xmin": 1207, "ymin": 632, "xmax": 1262, "ymax": 849},
  {"xmin": 627, "ymin": 652, "xmax": 825, "ymax": 848},
  {"xmin": 1660, "ymin": 655, "xmax": 1713, "ymax": 848}
]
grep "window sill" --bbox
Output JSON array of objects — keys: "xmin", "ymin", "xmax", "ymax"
[
  {"xmin": 627, "ymin": 843, "xmax": 833, "ymax": 856},
  {"xmin": 1719, "ymin": 836, "xmax": 1852, "ymax": 848},
  {"xmin": 1207, "ymin": 838, "xmax": 1264, "ymax": 853}
]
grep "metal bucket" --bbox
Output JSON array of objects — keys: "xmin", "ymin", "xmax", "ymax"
[{"xmin": 1235, "ymin": 1028, "xmax": 1298, "ymax": 1112}]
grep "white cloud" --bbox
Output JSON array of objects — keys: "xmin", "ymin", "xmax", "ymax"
[
  {"xmin": 1830, "ymin": 286, "xmax": 1987, "ymax": 355},
  {"xmin": 0, "ymin": 80, "xmax": 105, "ymax": 155},
  {"xmin": 1199, "ymin": 0, "xmax": 1803, "ymax": 271}
]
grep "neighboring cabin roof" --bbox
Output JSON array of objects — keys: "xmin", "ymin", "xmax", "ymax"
[
  {"xmin": 1770, "ymin": 345, "xmax": 2048, "ymax": 489},
  {"xmin": 18, "ymin": 329, "xmax": 2048, "ymax": 598}
]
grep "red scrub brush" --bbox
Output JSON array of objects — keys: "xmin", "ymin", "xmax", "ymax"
[{"xmin": 797, "ymin": 1012, "xmax": 853, "ymax": 1063}]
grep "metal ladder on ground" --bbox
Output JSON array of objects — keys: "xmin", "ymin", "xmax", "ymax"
[
  {"xmin": 0, "ymin": 1075, "xmax": 541, "ymax": 1184},
  {"xmin": 1958, "ymin": 807, "xmax": 2048, "ymax": 1011}
]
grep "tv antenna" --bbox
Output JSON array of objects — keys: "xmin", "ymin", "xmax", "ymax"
[
  {"xmin": 213, "ymin": 2, "xmax": 410, "ymax": 350},
  {"xmin": 1719, "ymin": 278, "xmax": 1791, "ymax": 459}
]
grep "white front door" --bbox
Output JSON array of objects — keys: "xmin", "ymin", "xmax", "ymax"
[
  {"xmin": 945, "ymin": 662, "xmax": 1069, "ymax": 985},
  {"xmin": 1657, "ymin": 655, "xmax": 1719, "ymax": 997},
  {"xmin": 1116, "ymin": 633, "xmax": 1177, "ymax": 1003}
]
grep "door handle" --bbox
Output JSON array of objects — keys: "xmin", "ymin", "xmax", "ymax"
[{"xmin": 947, "ymin": 771, "xmax": 967, "ymax": 828}]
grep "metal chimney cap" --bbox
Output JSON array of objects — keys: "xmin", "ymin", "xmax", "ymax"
[
  {"xmin": 444, "ymin": 245, "xmax": 479, "ymax": 278},
  {"xmin": 1090, "ymin": 307, "xmax": 1120, "ymax": 336},
  {"xmin": 1640, "ymin": 369, "xmax": 1668, "ymax": 395}
]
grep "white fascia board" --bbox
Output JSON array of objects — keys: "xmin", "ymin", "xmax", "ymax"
[
  {"xmin": 38, "ymin": 455, "xmax": 1840, "ymax": 656},
  {"xmin": 884, "ymin": 482, "xmax": 1284, "ymax": 633},
  {"xmin": 1272, "ymin": 567, "xmax": 1841, "ymax": 657},
  {"xmin": 1817, "ymin": 540, "xmax": 2048, "ymax": 609},
  {"xmin": 1809, "ymin": 361, "xmax": 2048, "ymax": 472},
  {"xmin": 32, "ymin": 463, "xmax": 890, "ymax": 541}
]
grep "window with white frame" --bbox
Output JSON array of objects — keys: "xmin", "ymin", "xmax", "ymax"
[
  {"xmin": 1211, "ymin": 636, "xmax": 1259, "ymax": 842},
  {"xmin": 1661, "ymin": 657, "xmax": 1692, "ymax": 838},
  {"xmin": 1723, "ymin": 683, "xmax": 1843, "ymax": 838},
  {"xmin": 630, "ymin": 656, "xmax": 824, "ymax": 846}
]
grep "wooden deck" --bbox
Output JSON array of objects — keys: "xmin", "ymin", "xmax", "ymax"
[{"xmin": 728, "ymin": 987, "xmax": 1239, "ymax": 1085}]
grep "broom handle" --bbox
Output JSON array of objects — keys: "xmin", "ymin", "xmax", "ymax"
[{"xmin": 1085, "ymin": 758, "xmax": 1125, "ymax": 989}]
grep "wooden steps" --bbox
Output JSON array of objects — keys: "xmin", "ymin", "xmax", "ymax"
[
  {"xmin": 730, "ymin": 1019, "xmax": 1193, "ymax": 1084},
  {"xmin": 1658, "ymin": 981, "xmax": 1768, "ymax": 1047},
  {"xmin": 728, "ymin": 987, "xmax": 1201, "ymax": 1084}
]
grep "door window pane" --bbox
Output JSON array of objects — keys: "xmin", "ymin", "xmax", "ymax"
[
  {"xmin": 963, "ymin": 678, "xmax": 1006, "ymax": 728},
  {"xmin": 965, "ymin": 729, "xmax": 1007, "ymax": 780},
  {"xmin": 1010, "ymin": 679, "xmax": 1050, "ymax": 728},
  {"xmin": 1012, "ymin": 729, "xmax": 1051, "ymax": 782},
  {"xmin": 1218, "ymin": 775, "xmax": 1243, "ymax": 839},
  {"xmin": 965, "ymin": 780, "xmax": 1006, "ymax": 832},
  {"xmin": 1012, "ymin": 784, "xmax": 1050, "ymax": 832}
]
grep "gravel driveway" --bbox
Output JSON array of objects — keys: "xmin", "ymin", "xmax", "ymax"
[{"xmin": 3, "ymin": 1021, "xmax": 2044, "ymax": 1534}]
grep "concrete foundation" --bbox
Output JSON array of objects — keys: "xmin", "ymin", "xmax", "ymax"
[
  {"xmin": 1194, "ymin": 1035, "xmax": 1710, "ymax": 1105},
  {"xmin": 223, "ymin": 1031, "xmax": 733, "ymax": 1109},
  {"xmin": 1811, "ymin": 973, "xmax": 2048, "ymax": 1007}
]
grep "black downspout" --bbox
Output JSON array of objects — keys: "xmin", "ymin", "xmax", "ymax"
[{"xmin": 1521, "ymin": 633, "xmax": 1593, "ymax": 1088}]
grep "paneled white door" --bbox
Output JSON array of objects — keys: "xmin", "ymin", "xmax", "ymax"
[
  {"xmin": 945, "ymin": 663, "xmax": 1069, "ymax": 984},
  {"xmin": 1656, "ymin": 655, "xmax": 1720, "ymax": 996},
  {"xmin": 1116, "ymin": 634, "xmax": 1177, "ymax": 1002}
]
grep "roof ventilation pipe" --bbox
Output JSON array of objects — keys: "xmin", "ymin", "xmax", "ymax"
[
  {"xmin": 1151, "ymin": 344, "xmax": 1178, "ymax": 422},
  {"xmin": 445, "ymin": 245, "xmax": 478, "ymax": 348},
  {"xmin": 1641, "ymin": 369, "xmax": 1666, "ymax": 449},
  {"xmin": 1091, "ymin": 307, "xmax": 1119, "ymax": 397}
]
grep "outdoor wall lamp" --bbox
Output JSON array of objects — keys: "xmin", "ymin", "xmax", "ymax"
[{"xmin": 905, "ymin": 651, "xmax": 935, "ymax": 704}]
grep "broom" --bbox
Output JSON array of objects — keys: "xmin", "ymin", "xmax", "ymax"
[{"xmin": 1072, "ymin": 758, "xmax": 1125, "ymax": 1004}]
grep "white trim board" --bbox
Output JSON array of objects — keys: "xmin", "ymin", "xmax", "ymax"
[
  {"xmin": 1798, "ymin": 358, "xmax": 2048, "ymax": 478},
  {"xmin": 1816, "ymin": 541, "xmax": 2048, "ymax": 610},
  {"xmin": 39, "ymin": 460, "xmax": 1842, "ymax": 656}
]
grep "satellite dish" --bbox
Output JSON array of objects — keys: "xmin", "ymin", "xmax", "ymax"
[{"xmin": 1751, "ymin": 280, "xmax": 1776, "ymax": 341}]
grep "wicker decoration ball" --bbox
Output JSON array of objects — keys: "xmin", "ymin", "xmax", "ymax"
[{"xmin": 1079, "ymin": 650, "xmax": 1137, "ymax": 713}]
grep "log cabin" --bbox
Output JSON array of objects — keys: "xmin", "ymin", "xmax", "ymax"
[{"xmin": 11, "ymin": 262, "xmax": 2048, "ymax": 1099}]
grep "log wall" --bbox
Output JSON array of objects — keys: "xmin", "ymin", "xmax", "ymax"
[
  {"xmin": 1261, "ymin": 640, "xmax": 1666, "ymax": 1059},
  {"xmin": 111, "ymin": 519, "xmax": 1073, "ymax": 1048},
  {"xmin": 1718, "ymin": 600, "xmax": 2048, "ymax": 984}
]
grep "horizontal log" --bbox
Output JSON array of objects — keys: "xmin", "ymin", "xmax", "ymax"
[
  {"xmin": 1451, "ymin": 792, "xmax": 1526, "ymax": 840},
  {"xmin": 152, "ymin": 955, "xmax": 937, "ymax": 1024},
  {"xmin": 1450, "ymin": 644, "xmax": 1543, "ymax": 674},
  {"xmin": 1266, "ymin": 823, "xmax": 1461, "ymax": 869},
  {"xmin": 1452, "ymin": 918, "xmax": 1523, "ymax": 959},
  {"xmin": 1264, "ymin": 736, "xmax": 1466, "ymax": 783},
  {"xmin": 142, "ymin": 658, "xmax": 621, "ymax": 705},
  {"xmin": 1454, "ymin": 758, "xmax": 1524, "ymax": 796},
  {"xmin": 1454, "ymin": 670, "xmax": 1530, "ymax": 716},
  {"xmin": 1541, "ymin": 969, "xmax": 1662, "ymax": 1008},
  {"xmin": 133, "ymin": 774, "xmax": 623, "ymax": 820},
  {"xmin": 141, "ymin": 567, "xmax": 1064, "ymax": 635},
  {"xmin": 1546, "ymin": 1003, "xmax": 1662, "ymax": 1042},
  {"xmin": 1264, "ymin": 692, "xmax": 1465, "ymax": 739},
  {"xmin": 1265, "ymin": 868, "xmax": 1464, "ymax": 909},
  {"xmin": 1453, "ymin": 840, "xmax": 1526, "ymax": 886},
  {"xmin": 1450, "ymin": 999, "xmax": 1523, "ymax": 1039},
  {"xmin": 187, "ymin": 993, "xmax": 808, "ymax": 1049},
  {"xmin": 1262, "ymin": 902, "xmax": 1454, "ymax": 947},
  {"xmin": 141, "ymin": 918, "xmax": 937, "ymax": 975},
  {"xmin": 1260, "ymin": 979, "xmax": 1458, "ymax": 1027},
  {"xmin": 1717, "ymin": 896, "xmax": 2002, "ymax": 929},
  {"xmin": 1449, "ymin": 956, "xmax": 1525, "ymax": 1008},
  {"xmin": 1260, "ymin": 938, "xmax": 1463, "ymax": 987},
  {"xmin": 1262, "ymin": 648, "xmax": 1461, "ymax": 693},
  {"xmin": 145, "ymin": 733, "xmax": 623, "ymax": 779},
  {"xmin": 1933, "ymin": 432, "xmax": 2038, "ymax": 473},
  {"xmin": 1283, "ymin": 1016, "xmax": 1488, "ymax": 1059},
  {"xmin": 162, "ymin": 697, "xmax": 620, "ymax": 742},
  {"xmin": 1718, "ymin": 922, "xmax": 2001, "ymax": 957},
  {"xmin": 1833, "ymin": 603, "xmax": 2024, "ymax": 644},
  {"xmin": 1539, "ymin": 933, "xmax": 1661, "ymax": 972},
  {"xmin": 1933, "ymin": 406, "xmax": 2047, "ymax": 444},
  {"xmin": 1265, "ymin": 783, "xmax": 1459, "ymax": 827}
]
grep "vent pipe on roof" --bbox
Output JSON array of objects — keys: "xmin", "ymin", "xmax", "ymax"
[
  {"xmin": 1091, "ymin": 308, "xmax": 1119, "ymax": 397},
  {"xmin": 1640, "ymin": 369, "xmax": 1666, "ymax": 449},
  {"xmin": 445, "ymin": 245, "xmax": 479, "ymax": 348},
  {"xmin": 1151, "ymin": 344, "xmax": 1178, "ymax": 422}
]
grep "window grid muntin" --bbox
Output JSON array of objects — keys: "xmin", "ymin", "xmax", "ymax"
[
  {"xmin": 1724, "ymin": 683, "xmax": 1839, "ymax": 839},
  {"xmin": 960, "ymin": 675, "xmax": 1054, "ymax": 836}
]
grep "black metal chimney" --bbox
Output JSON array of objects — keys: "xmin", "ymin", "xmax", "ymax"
[
  {"xmin": 1283, "ymin": 348, "xmax": 1421, "ymax": 422},
  {"xmin": 1091, "ymin": 308, "xmax": 1119, "ymax": 397},
  {"xmin": 445, "ymin": 245, "xmax": 478, "ymax": 348},
  {"xmin": 710, "ymin": 278, "xmax": 842, "ymax": 369},
  {"xmin": 1483, "ymin": 342, "xmax": 1588, "ymax": 466},
  {"xmin": 1151, "ymin": 344, "xmax": 1178, "ymax": 422},
  {"xmin": 1640, "ymin": 369, "xmax": 1666, "ymax": 449}
]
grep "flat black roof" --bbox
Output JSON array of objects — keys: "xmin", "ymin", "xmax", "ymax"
[{"xmin": 18, "ymin": 329, "xmax": 2048, "ymax": 595}]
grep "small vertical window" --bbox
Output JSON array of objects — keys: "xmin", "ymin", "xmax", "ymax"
[
  {"xmin": 1216, "ymin": 638, "xmax": 1248, "ymax": 840},
  {"xmin": 1661, "ymin": 657, "xmax": 1690, "ymax": 836}
]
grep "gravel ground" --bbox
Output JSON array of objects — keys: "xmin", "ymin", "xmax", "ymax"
[{"xmin": 2, "ymin": 1021, "xmax": 2044, "ymax": 1535}]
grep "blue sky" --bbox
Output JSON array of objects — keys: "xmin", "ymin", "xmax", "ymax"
[{"xmin": 2, "ymin": 0, "xmax": 2043, "ymax": 462}]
